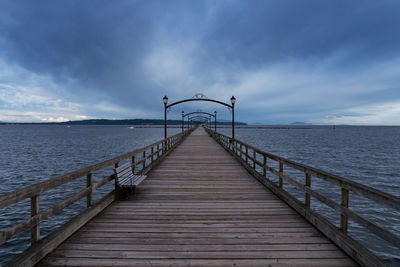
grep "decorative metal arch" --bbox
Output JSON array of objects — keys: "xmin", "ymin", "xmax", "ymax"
[
  {"xmin": 188, "ymin": 115, "xmax": 210, "ymax": 121},
  {"xmin": 181, "ymin": 111, "xmax": 217, "ymax": 132},
  {"xmin": 166, "ymin": 94, "xmax": 233, "ymax": 109},
  {"xmin": 183, "ymin": 111, "xmax": 215, "ymax": 118},
  {"xmin": 163, "ymin": 93, "xmax": 236, "ymax": 139}
]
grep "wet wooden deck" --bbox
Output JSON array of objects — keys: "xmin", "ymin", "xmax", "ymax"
[{"xmin": 38, "ymin": 128, "xmax": 357, "ymax": 266}]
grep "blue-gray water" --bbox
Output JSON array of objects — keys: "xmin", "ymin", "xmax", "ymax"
[{"xmin": 0, "ymin": 125, "xmax": 399, "ymax": 265}]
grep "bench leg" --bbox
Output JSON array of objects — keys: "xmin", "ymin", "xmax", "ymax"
[{"xmin": 116, "ymin": 186, "xmax": 136, "ymax": 200}]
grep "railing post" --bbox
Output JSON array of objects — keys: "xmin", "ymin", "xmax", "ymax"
[
  {"xmin": 240, "ymin": 143, "xmax": 243, "ymax": 159},
  {"xmin": 142, "ymin": 151, "xmax": 146, "ymax": 170},
  {"xmin": 246, "ymin": 146, "xmax": 249, "ymax": 163},
  {"xmin": 151, "ymin": 147, "xmax": 154, "ymax": 163},
  {"xmin": 131, "ymin": 156, "xmax": 135, "ymax": 174},
  {"xmin": 253, "ymin": 150, "xmax": 256, "ymax": 169},
  {"xmin": 86, "ymin": 173, "xmax": 92, "ymax": 208},
  {"xmin": 341, "ymin": 188, "xmax": 349, "ymax": 233},
  {"xmin": 305, "ymin": 172, "xmax": 311, "ymax": 207},
  {"xmin": 31, "ymin": 195, "xmax": 40, "ymax": 245},
  {"xmin": 279, "ymin": 162, "xmax": 283, "ymax": 188},
  {"xmin": 114, "ymin": 162, "xmax": 119, "ymax": 186},
  {"xmin": 263, "ymin": 155, "xmax": 267, "ymax": 177}
]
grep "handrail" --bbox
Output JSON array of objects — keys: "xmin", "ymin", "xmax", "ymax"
[
  {"xmin": 205, "ymin": 127, "xmax": 399, "ymax": 267},
  {"xmin": 0, "ymin": 127, "xmax": 194, "ymax": 263}
]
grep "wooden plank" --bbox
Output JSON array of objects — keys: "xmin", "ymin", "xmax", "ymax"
[
  {"xmin": 66, "ymin": 236, "xmax": 332, "ymax": 245},
  {"xmin": 39, "ymin": 258, "xmax": 358, "ymax": 267},
  {"xmin": 48, "ymin": 249, "xmax": 349, "ymax": 259}
]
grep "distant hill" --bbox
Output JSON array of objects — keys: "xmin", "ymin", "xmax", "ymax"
[
  {"xmin": 1, "ymin": 119, "xmax": 247, "ymax": 126},
  {"xmin": 60, "ymin": 119, "xmax": 247, "ymax": 125},
  {"xmin": 290, "ymin": 122, "xmax": 312, "ymax": 126}
]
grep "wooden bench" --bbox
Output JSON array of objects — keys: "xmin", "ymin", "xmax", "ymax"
[{"xmin": 114, "ymin": 162, "xmax": 147, "ymax": 200}]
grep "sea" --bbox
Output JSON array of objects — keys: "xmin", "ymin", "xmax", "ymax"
[{"xmin": 0, "ymin": 125, "xmax": 399, "ymax": 265}]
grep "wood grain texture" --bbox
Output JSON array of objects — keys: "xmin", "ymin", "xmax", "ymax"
[{"xmin": 37, "ymin": 128, "xmax": 357, "ymax": 267}]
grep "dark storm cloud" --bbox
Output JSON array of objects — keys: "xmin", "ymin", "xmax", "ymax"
[
  {"xmin": 196, "ymin": 1, "xmax": 400, "ymax": 68},
  {"xmin": 0, "ymin": 0, "xmax": 400, "ymax": 123}
]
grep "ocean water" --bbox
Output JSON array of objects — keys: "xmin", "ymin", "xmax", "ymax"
[{"xmin": 0, "ymin": 125, "xmax": 399, "ymax": 265}]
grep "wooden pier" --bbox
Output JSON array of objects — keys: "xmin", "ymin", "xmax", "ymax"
[
  {"xmin": 37, "ymin": 128, "xmax": 355, "ymax": 266},
  {"xmin": 2, "ymin": 126, "xmax": 399, "ymax": 266}
]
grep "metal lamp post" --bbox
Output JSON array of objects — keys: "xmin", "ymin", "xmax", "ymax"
[
  {"xmin": 181, "ymin": 111, "xmax": 184, "ymax": 132},
  {"xmin": 163, "ymin": 96, "xmax": 168, "ymax": 139},
  {"xmin": 231, "ymin": 96, "xmax": 236, "ymax": 140},
  {"xmin": 214, "ymin": 111, "xmax": 217, "ymax": 132}
]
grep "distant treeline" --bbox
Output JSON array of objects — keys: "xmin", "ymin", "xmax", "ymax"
[{"xmin": 1, "ymin": 119, "xmax": 247, "ymax": 126}]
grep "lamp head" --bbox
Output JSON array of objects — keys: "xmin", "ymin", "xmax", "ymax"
[
  {"xmin": 163, "ymin": 95, "xmax": 168, "ymax": 105},
  {"xmin": 231, "ymin": 95, "xmax": 236, "ymax": 105}
]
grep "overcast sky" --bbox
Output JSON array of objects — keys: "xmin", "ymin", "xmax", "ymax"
[{"xmin": 1, "ymin": 0, "xmax": 399, "ymax": 125}]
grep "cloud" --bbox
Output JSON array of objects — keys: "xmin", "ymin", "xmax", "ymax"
[
  {"xmin": 312, "ymin": 102, "xmax": 400, "ymax": 125},
  {"xmin": 0, "ymin": 1, "xmax": 400, "ymax": 124},
  {"xmin": 41, "ymin": 117, "xmax": 69, "ymax": 122}
]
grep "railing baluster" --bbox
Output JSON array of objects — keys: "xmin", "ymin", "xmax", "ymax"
[
  {"xmin": 114, "ymin": 162, "xmax": 120, "ymax": 188},
  {"xmin": 131, "ymin": 156, "xmax": 135, "ymax": 174},
  {"xmin": 253, "ymin": 150, "xmax": 256, "ymax": 169},
  {"xmin": 86, "ymin": 173, "xmax": 92, "ymax": 208},
  {"xmin": 341, "ymin": 188, "xmax": 349, "ymax": 233},
  {"xmin": 263, "ymin": 155, "xmax": 267, "ymax": 177},
  {"xmin": 279, "ymin": 162, "xmax": 283, "ymax": 188},
  {"xmin": 305, "ymin": 172, "xmax": 311, "ymax": 207},
  {"xmin": 30, "ymin": 195, "xmax": 40, "ymax": 245},
  {"xmin": 142, "ymin": 151, "xmax": 146, "ymax": 170}
]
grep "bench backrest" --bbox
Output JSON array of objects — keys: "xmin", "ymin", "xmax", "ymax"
[{"xmin": 114, "ymin": 162, "xmax": 133, "ymax": 184}]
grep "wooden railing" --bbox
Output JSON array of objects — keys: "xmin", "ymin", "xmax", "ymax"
[
  {"xmin": 0, "ymin": 127, "xmax": 194, "ymax": 267},
  {"xmin": 205, "ymin": 127, "xmax": 400, "ymax": 267}
]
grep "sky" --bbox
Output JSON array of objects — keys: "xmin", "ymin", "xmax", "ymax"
[{"xmin": 0, "ymin": 0, "xmax": 400, "ymax": 125}]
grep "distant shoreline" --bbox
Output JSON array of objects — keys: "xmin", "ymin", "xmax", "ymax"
[{"xmin": 0, "ymin": 118, "xmax": 247, "ymax": 126}]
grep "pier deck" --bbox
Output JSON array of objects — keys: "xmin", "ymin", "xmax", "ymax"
[{"xmin": 38, "ymin": 128, "xmax": 356, "ymax": 266}]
